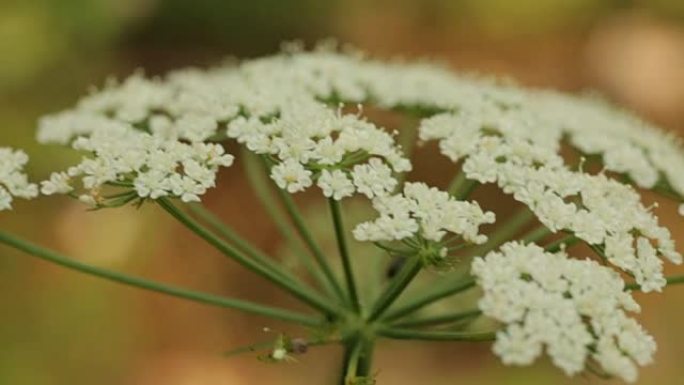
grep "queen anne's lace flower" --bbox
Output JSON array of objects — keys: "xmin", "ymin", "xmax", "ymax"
[
  {"xmin": 0, "ymin": 148, "xmax": 38, "ymax": 211},
  {"xmin": 353, "ymin": 182, "xmax": 495, "ymax": 245},
  {"xmin": 472, "ymin": 242, "xmax": 655, "ymax": 383},
  {"xmin": 29, "ymin": 45, "xmax": 684, "ymax": 381},
  {"xmin": 39, "ymin": 128, "xmax": 233, "ymax": 207}
]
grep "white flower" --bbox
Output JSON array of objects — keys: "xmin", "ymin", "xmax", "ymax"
[
  {"xmin": 473, "ymin": 242, "xmax": 655, "ymax": 383},
  {"xmin": 351, "ymin": 158, "xmax": 397, "ymax": 199},
  {"xmin": 41, "ymin": 172, "xmax": 73, "ymax": 195},
  {"xmin": 270, "ymin": 159, "xmax": 312, "ymax": 193},
  {"xmin": 174, "ymin": 114, "xmax": 218, "ymax": 142},
  {"xmin": 226, "ymin": 101, "xmax": 409, "ymax": 198},
  {"xmin": 0, "ymin": 148, "xmax": 38, "ymax": 211},
  {"xmin": 317, "ymin": 169, "xmax": 355, "ymax": 200},
  {"xmin": 39, "ymin": 129, "xmax": 233, "ymax": 206},
  {"xmin": 353, "ymin": 182, "xmax": 495, "ymax": 244}
]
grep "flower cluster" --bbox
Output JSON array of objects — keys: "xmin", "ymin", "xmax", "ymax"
[
  {"xmin": 228, "ymin": 101, "xmax": 411, "ymax": 199},
  {"xmin": 472, "ymin": 242, "xmax": 655, "ymax": 383},
  {"xmin": 0, "ymin": 148, "xmax": 38, "ymax": 211},
  {"xmin": 14, "ymin": 44, "xmax": 684, "ymax": 383},
  {"xmin": 421, "ymin": 115, "xmax": 682, "ymax": 292},
  {"xmin": 40, "ymin": 127, "xmax": 233, "ymax": 207},
  {"xmin": 353, "ymin": 182, "xmax": 495, "ymax": 246},
  {"xmin": 36, "ymin": 46, "xmax": 684, "ymax": 204}
]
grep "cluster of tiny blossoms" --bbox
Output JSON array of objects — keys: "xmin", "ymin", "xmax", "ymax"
[
  {"xmin": 29, "ymin": 46, "xmax": 684, "ymax": 382},
  {"xmin": 353, "ymin": 182, "xmax": 494, "ymax": 247},
  {"xmin": 473, "ymin": 242, "xmax": 655, "ymax": 383},
  {"xmin": 421, "ymin": 116, "xmax": 682, "ymax": 292},
  {"xmin": 36, "ymin": 46, "xmax": 684, "ymax": 202},
  {"xmin": 228, "ymin": 100, "xmax": 410, "ymax": 199},
  {"xmin": 41, "ymin": 127, "xmax": 233, "ymax": 207},
  {"xmin": 0, "ymin": 148, "xmax": 38, "ymax": 211}
]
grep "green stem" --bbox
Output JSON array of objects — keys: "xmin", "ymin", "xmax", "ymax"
[
  {"xmin": 341, "ymin": 337, "xmax": 375, "ymax": 385},
  {"xmin": 158, "ymin": 198, "xmax": 346, "ymax": 318},
  {"xmin": 242, "ymin": 150, "xmax": 335, "ymax": 297},
  {"xmin": 626, "ymin": 275, "xmax": 684, "ymax": 291},
  {"xmin": 187, "ymin": 203, "xmax": 295, "ymax": 284},
  {"xmin": 448, "ymin": 172, "xmax": 479, "ymax": 200},
  {"xmin": 368, "ymin": 256, "xmax": 422, "ymax": 322},
  {"xmin": 521, "ymin": 225, "xmax": 553, "ymax": 244},
  {"xmin": 274, "ymin": 183, "xmax": 347, "ymax": 303},
  {"xmin": 544, "ymin": 234, "xmax": 580, "ymax": 253},
  {"xmin": 382, "ymin": 278, "xmax": 475, "ymax": 322},
  {"xmin": 329, "ymin": 199, "xmax": 361, "ymax": 313},
  {"xmin": 392, "ymin": 309, "xmax": 482, "ymax": 328},
  {"xmin": 0, "ymin": 231, "xmax": 320, "ymax": 327},
  {"xmin": 378, "ymin": 327, "xmax": 496, "ymax": 342}
]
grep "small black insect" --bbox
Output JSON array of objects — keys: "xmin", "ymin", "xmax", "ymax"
[{"xmin": 386, "ymin": 255, "xmax": 408, "ymax": 279}]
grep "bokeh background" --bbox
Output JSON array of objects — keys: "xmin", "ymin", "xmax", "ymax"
[{"xmin": 2, "ymin": 0, "xmax": 684, "ymax": 384}]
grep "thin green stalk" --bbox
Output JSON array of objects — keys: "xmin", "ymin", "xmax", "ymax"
[
  {"xmin": 368, "ymin": 256, "xmax": 423, "ymax": 322},
  {"xmin": 521, "ymin": 225, "xmax": 553, "ymax": 244},
  {"xmin": 158, "ymin": 198, "xmax": 346, "ymax": 318},
  {"xmin": 341, "ymin": 337, "xmax": 375, "ymax": 385},
  {"xmin": 545, "ymin": 234, "xmax": 580, "ymax": 253},
  {"xmin": 378, "ymin": 327, "xmax": 496, "ymax": 342},
  {"xmin": 393, "ymin": 309, "xmax": 482, "ymax": 328},
  {"xmin": 274, "ymin": 184, "xmax": 347, "ymax": 303},
  {"xmin": 448, "ymin": 171, "xmax": 479, "ymax": 200},
  {"xmin": 329, "ymin": 199, "xmax": 360, "ymax": 313},
  {"xmin": 0, "ymin": 231, "xmax": 320, "ymax": 327},
  {"xmin": 342, "ymin": 339, "xmax": 363, "ymax": 385},
  {"xmin": 187, "ymin": 203, "xmax": 296, "ymax": 284},
  {"xmin": 382, "ymin": 278, "xmax": 475, "ymax": 322},
  {"xmin": 242, "ymin": 150, "xmax": 335, "ymax": 297},
  {"xmin": 626, "ymin": 275, "xmax": 684, "ymax": 291}
]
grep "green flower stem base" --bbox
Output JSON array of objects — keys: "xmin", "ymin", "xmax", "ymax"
[{"xmin": 158, "ymin": 197, "xmax": 347, "ymax": 318}]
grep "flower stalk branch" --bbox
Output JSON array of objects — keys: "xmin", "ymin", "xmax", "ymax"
[{"xmin": 0, "ymin": 231, "xmax": 321, "ymax": 326}]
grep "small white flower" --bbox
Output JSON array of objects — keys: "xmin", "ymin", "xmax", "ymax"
[
  {"xmin": 41, "ymin": 172, "xmax": 73, "ymax": 195},
  {"xmin": 317, "ymin": 169, "xmax": 355, "ymax": 200},
  {"xmin": 351, "ymin": 158, "xmax": 397, "ymax": 199},
  {"xmin": 270, "ymin": 159, "xmax": 312, "ymax": 193},
  {"xmin": 174, "ymin": 114, "xmax": 218, "ymax": 142},
  {"xmin": 0, "ymin": 147, "xmax": 38, "ymax": 211}
]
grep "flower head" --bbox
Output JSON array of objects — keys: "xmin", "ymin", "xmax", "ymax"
[
  {"xmin": 353, "ymin": 182, "xmax": 495, "ymax": 264},
  {"xmin": 421, "ymin": 114, "xmax": 682, "ymax": 292},
  {"xmin": 473, "ymin": 242, "xmax": 654, "ymax": 383},
  {"xmin": 0, "ymin": 148, "xmax": 38, "ymax": 211},
  {"xmin": 39, "ymin": 128, "xmax": 233, "ymax": 208}
]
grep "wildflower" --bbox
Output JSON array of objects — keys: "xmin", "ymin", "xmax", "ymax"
[
  {"xmin": 0, "ymin": 148, "xmax": 38, "ymax": 211},
  {"xmin": 421, "ymin": 114, "xmax": 682, "ymax": 292},
  {"xmin": 271, "ymin": 159, "xmax": 313, "ymax": 193},
  {"xmin": 40, "ymin": 172, "xmax": 73, "ymax": 195},
  {"xmin": 353, "ymin": 182, "xmax": 495, "ymax": 251},
  {"xmin": 317, "ymin": 169, "xmax": 355, "ymax": 200},
  {"xmin": 473, "ymin": 242, "xmax": 654, "ymax": 383},
  {"xmin": 38, "ymin": 128, "xmax": 233, "ymax": 207}
]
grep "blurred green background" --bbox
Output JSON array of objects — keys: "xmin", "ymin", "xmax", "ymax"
[{"xmin": 1, "ymin": 0, "xmax": 684, "ymax": 384}]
